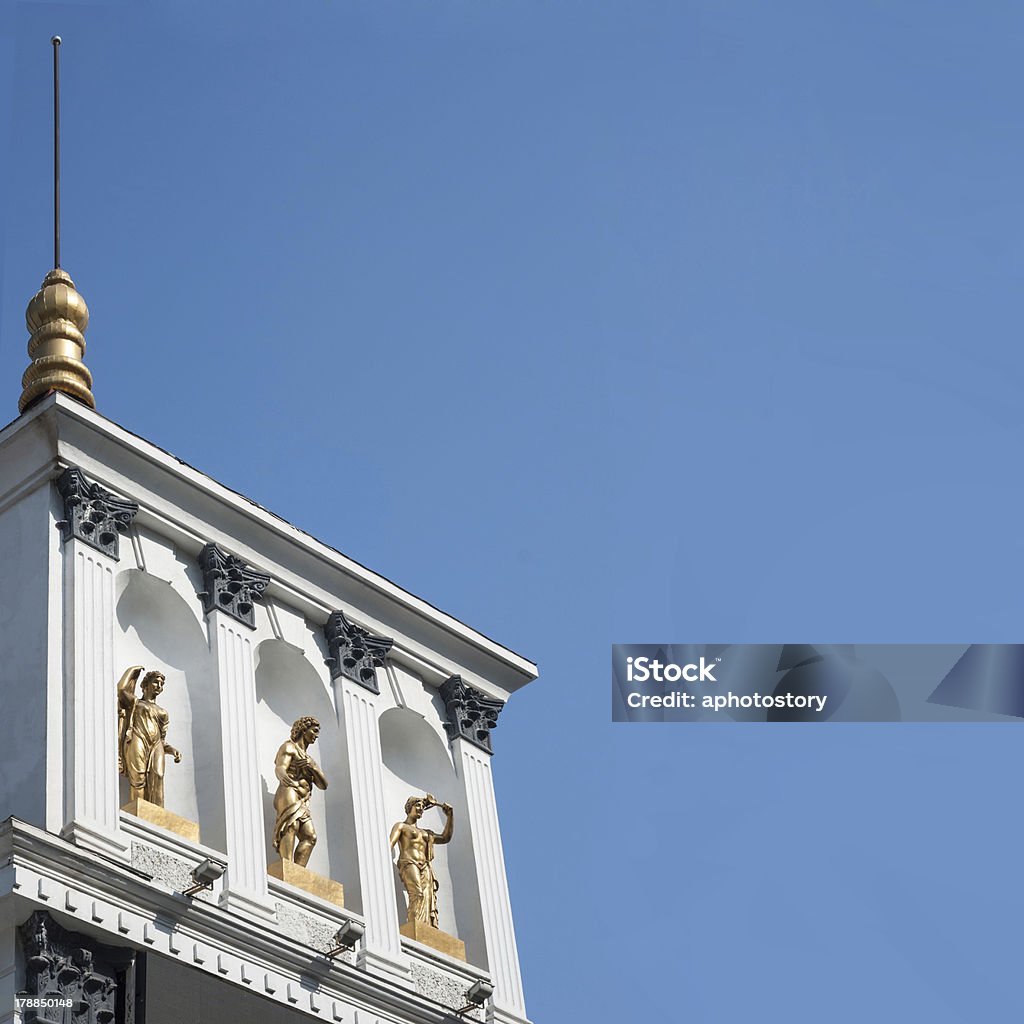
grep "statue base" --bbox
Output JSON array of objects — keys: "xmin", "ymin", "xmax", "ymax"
[
  {"xmin": 268, "ymin": 859, "xmax": 345, "ymax": 909},
  {"xmin": 122, "ymin": 799, "xmax": 200, "ymax": 844},
  {"xmin": 400, "ymin": 920, "xmax": 466, "ymax": 961}
]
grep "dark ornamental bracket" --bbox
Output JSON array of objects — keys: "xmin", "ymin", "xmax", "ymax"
[
  {"xmin": 55, "ymin": 466, "xmax": 139, "ymax": 560},
  {"xmin": 197, "ymin": 542, "xmax": 271, "ymax": 629},
  {"xmin": 324, "ymin": 610, "xmax": 393, "ymax": 694},
  {"xmin": 19, "ymin": 910, "xmax": 135, "ymax": 1022},
  {"xmin": 439, "ymin": 675, "xmax": 505, "ymax": 754}
]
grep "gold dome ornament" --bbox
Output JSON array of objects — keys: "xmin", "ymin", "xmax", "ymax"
[{"xmin": 19, "ymin": 268, "xmax": 94, "ymax": 412}]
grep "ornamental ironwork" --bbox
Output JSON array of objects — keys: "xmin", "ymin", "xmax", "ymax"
[
  {"xmin": 439, "ymin": 675, "xmax": 504, "ymax": 754},
  {"xmin": 197, "ymin": 542, "xmax": 270, "ymax": 629},
  {"xmin": 18, "ymin": 910, "xmax": 134, "ymax": 1024},
  {"xmin": 55, "ymin": 467, "xmax": 138, "ymax": 559},
  {"xmin": 323, "ymin": 610, "xmax": 392, "ymax": 694}
]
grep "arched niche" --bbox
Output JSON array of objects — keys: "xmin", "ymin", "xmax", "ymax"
[
  {"xmin": 114, "ymin": 568, "xmax": 225, "ymax": 850},
  {"xmin": 379, "ymin": 704, "xmax": 487, "ymax": 966},
  {"xmin": 254, "ymin": 639, "xmax": 358, "ymax": 905}
]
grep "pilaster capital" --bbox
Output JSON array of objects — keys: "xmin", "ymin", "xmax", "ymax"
[
  {"xmin": 55, "ymin": 466, "xmax": 138, "ymax": 559},
  {"xmin": 197, "ymin": 542, "xmax": 270, "ymax": 629},
  {"xmin": 324, "ymin": 610, "xmax": 393, "ymax": 694},
  {"xmin": 440, "ymin": 675, "xmax": 505, "ymax": 754}
]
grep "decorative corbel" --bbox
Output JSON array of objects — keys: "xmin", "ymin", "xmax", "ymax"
[
  {"xmin": 439, "ymin": 675, "xmax": 504, "ymax": 754},
  {"xmin": 197, "ymin": 542, "xmax": 271, "ymax": 629},
  {"xmin": 323, "ymin": 610, "xmax": 393, "ymax": 694},
  {"xmin": 55, "ymin": 466, "xmax": 138, "ymax": 559}
]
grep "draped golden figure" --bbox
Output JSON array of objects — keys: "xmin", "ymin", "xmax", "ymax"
[
  {"xmin": 389, "ymin": 794, "xmax": 453, "ymax": 929},
  {"xmin": 272, "ymin": 716, "xmax": 327, "ymax": 867},
  {"xmin": 116, "ymin": 666, "xmax": 182, "ymax": 807}
]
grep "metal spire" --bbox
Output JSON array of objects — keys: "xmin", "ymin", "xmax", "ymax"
[
  {"xmin": 18, "ymin": 35, "xmax": 95, "ymax": 413},
  {"xmin": 52, "ymin": 35, "xmax": 61, "ymax": 269}
]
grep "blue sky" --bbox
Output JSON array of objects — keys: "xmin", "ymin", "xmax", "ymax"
[{"xmin": 4, "ymin": 3, "xmax": 1024, "ymax": 1021}]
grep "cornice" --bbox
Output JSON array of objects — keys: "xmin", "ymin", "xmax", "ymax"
[
  {"xmin": 11, "ymin": 395, "xmax": 536, "ymax": 696},
  {"xmin": 0, "ymin": 818, "xmax": 485, "ymax": 1024}
]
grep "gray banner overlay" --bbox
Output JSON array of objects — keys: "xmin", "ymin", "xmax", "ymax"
[{"xmin": 612, "ymin": 644, "xmax": 1024, "ymax": 723}]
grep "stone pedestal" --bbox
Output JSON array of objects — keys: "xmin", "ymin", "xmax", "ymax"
[
  {"xmin": 399, "ymin": 920, "xmax": 466, "ymax": 962},
  {"xmin": 268, "ymin": 859, "xmax": 345, "ymax": 909},
  {"xmin": 122, "ymin": 798, "xmax": 200, "ymax": 843}
]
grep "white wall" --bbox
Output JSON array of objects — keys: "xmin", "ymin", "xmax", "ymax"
[
  {"xmin": 254, "ymin": 637, "xmax": 356, "ymax": 894},
  {"xmin": 378, "ymin": 664, "xmax": 488, "ymax": 966},
  {"xmin": 0, "ymin": 484, "xmax": 58, "ymax": 829},
  {"xmin": 114, "ymin": 566, "xmax": 225, "ymax": 850},
  {"xmin": 43, "ymin": 504, "xmax": 504, "ymax": 975}
]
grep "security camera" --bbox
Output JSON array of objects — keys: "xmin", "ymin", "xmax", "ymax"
[
  {"xmin": 181, "ymin": 858, "xmax": 225, "ymax": 897},
  {"xmin": 326, "ymin": 919, "xmax": 365, "ymax": 958}
]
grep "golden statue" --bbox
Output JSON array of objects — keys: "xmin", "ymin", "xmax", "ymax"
[
  {"xmin": 117, "ymin": 666, "xmax": 182, "ymax": 807},
  {"xmin": 272, "ymin": 717, "xmax": 327, "ymax": 867},
  {"xmin": 390, "ymin": 794, "xmax": 454, "ymax": 929}
]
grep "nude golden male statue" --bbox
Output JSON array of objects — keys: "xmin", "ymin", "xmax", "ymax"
[
  {"xmin": 389, "ymin": 794, "xmax": 453, "ymax": 928},
  {"xmin": 117, "ymin": 666, "xmax": 182, "ymax": 807},
  {"xmin": 272, "ymin": 716, "xmax": 328, "ymax": 867}
]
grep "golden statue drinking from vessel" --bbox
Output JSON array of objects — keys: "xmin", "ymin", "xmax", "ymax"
[{"xmin": 390, "ymin": 793, "xmax": 453, "ymax": 929}]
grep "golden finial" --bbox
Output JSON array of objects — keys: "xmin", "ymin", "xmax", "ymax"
[
  {"xmin": 19, "ymin": 36, "xmax": 95, "ymax": 413},
  {"xmin": 20, "ymin": 268, "xmax": 94, "ymax": 411}
]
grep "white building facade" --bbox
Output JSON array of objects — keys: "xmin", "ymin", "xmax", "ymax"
[{"xmin": 0, "ymin": 392, "xmax": 536, "ymax": 1024}]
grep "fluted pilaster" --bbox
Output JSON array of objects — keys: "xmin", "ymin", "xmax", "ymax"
[
  {"xmin": 61, "ymin": 538, "xmax": 126, "ymax": 858},
  {"xmin": 453, "ymin": 737, "xmax": 528, "ymax": 1024},
  {"xmin": 208, "ymin": 610, "xmax": 275, "ymax": 920},
  {"xmin": 338, "ymin": 680, "xmax": 409, "ymax": 983}
]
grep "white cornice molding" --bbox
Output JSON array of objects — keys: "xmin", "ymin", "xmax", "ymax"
[
  {"xmin": 0, "ymin": 395, "xmax": 537, "ymax": 699},
  {"xmin": 0, "ymin": 818, "xmax": 487, "ymax": 1024},
  {"xmin": 399, "ymin": 935, "xmax": 489, "ymax": 983},
  {"xmin": 0, "ymin": 460, "xmax": 54, "ymax": 519}
]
